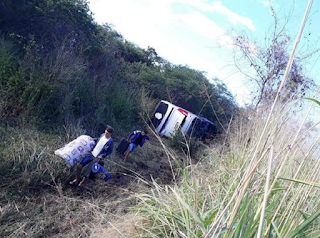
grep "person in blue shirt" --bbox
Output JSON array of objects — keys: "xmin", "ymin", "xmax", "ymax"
[
  {"xmin": 124, "ymin": 130, "xmax": 149, "ymax": 161},
  {"xmin": 77, "ymin": 160, "xmax": 112, "ymax": 188},
  {"xmin": 70, "ymin": 126, "xmax": 114, "ymax": 186}
]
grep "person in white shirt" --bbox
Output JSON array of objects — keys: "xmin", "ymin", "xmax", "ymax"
[{"xmin": 70, "ymin": 126, "xmax": 114, "ymax": 186}]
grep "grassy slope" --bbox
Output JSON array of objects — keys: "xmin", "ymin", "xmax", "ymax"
[
  {"xmin": 130, "ymin": 103, "xmax": 320, "ymax": 238},
  {"xmin": 0, "ymin": 125, "xmax": 192, "ymax": 237},
  {"xmin": 2, "ymin": 101, "xmax": 320, "ymax": 238}
]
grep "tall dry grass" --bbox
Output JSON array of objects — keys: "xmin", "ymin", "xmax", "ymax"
[
  {"xmin": 133, "ymin": 5, "xmax": 320, "ymax": 236},
  {"xmin": 0, "ymin": 125, "xmax": 143, "ymax": 238},
  {"xmin": 2, "ymin": 98, "xmax": 320, "ymax": 237},
  {"xmin": 134, "ymin": 98, "xmax": 320, "ymax": 237}
]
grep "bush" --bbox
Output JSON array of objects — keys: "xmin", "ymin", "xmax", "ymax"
[{"xmin": 168, "ymin": 131, "xmax": 203, "ymax": 158}]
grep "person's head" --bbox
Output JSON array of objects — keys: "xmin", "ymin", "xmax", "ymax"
[
  {"xmin": 141, "ymin": 130, "xmax": 148, "ymax": 136},
  {"xmin": 104, "ymin": 126, "xmax": 114, "ymax": 138}
]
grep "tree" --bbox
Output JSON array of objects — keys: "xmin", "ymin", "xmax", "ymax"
[
  {"xmin": 230, "ymin": 5, "xmax": 316, "ymax": 109},
  {"xmin": 0, "ymin": 0, "xmax": 238, "ymax": 134},
  {"xmin": 0, "ymin": 0, "xmax": 97, "ymax": 54}
]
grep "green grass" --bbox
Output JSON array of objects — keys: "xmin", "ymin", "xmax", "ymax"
[
  {"xmin": 0, "ymin": 125, "xmax": 141, "ymax": 237},
  {"xmin": 2, "ymin": 98, "xmax": 320, "ymax": 237},
  {"xmin": 134, "ymin": 100, "xmax": 320, "ymax": 237}
]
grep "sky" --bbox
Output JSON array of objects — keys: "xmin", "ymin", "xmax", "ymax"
[{"xmin": 87, "ymin": 0, "xmax": 320, "ymax": 105}]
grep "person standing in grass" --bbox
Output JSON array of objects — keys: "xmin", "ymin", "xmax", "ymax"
[
  {"xmin": 124, "ymin": 130, "xmax": 149, "ymax": 161},
  {"xmin": 70, "ymin": 126, "xmax": 114, "ymax": 186}
]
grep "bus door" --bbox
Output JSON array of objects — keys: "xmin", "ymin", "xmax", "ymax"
[
  {"xmin": 200, "ymin": 119, "xmax": 215, "ymax": 139},
  {"xmin": 160, "ymin": 108, "xmax": 188, "ymax": 138},
  {"xmin": 188, "ymin": 117, "xmax": 203, "ymax": 138},
  {"xmin": 181, "ymin": 113, "xmax": 197, "ymax": 136}
]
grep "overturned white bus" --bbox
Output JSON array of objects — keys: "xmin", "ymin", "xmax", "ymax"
[{"xmin": 151, "ymin": 100, "xmax": 215, "ymax": 139}]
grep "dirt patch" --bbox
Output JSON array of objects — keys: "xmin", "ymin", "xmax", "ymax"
[
  {"xmin": 89, "ymin": 213, "xmax": 141, "ymax": 238},
  {"xmin": 107, "ymin": 133, "xmax": 178, "ymax": 184},
  {"xmin": 64, "ymin": 133, "xmax": 178, "ymax": 199}
]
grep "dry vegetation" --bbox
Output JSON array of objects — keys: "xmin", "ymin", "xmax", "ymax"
[
  {"xmin": 2, "ymin": 98, "xmax": 320, "ymax": 238},
  {"xmin": 133, "ymin": 100, "xmax": 320, "ymax": 237},
  {"xmin": 0, "ymin": 124, "xmax": 189, "ymax": 237}
]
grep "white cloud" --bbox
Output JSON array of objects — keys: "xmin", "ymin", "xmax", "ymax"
[
  {"xmin": 89, "ymin": 0, "xmax": 254, "ymax": 46},
  {"xmin": 178, "ymin": 12, "xmax": 224, "ymax": 39},
  {"xmin": 261, "ymin": 1, "xmax": 272, "ymax": 6},
  {"xmin": 173, "ymin": 0, "xmax": 256, "ymax": 31},
  {"xmin": 88, "ymin": 0, "xmax": 255, "ymax": 105},
  {"xmin": 211, "ymin": 1, "xmax": 255, "ymax": 31},
  {"xmin": 176, "ymin": 11, "xmax": 235, "ymax": 48}
]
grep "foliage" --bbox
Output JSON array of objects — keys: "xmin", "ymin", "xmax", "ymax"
[
  {"xmin": 230, "ymin": 6, "xmax": 316, "ymax": 109},
  {"xmin": 0, "ymin": 125, "xmax": 141, "ymax": 237},
  {"xmin": 167, "ymin": 131, "xmax": 203, "ymax": 158},
  {"xmin": 135, "ymin": 175, "xmax": 219, "ymax": 238},
  {"xmin": 136, "ymin": 100, "xmax": 320, "ymax": 237},
  {"xmin": 136, "ymin": 64, "xmax": 238, "ymax": 133},
  {"xmin": 0, "ymin": 0, "xmax": 237, "ymax": 135},
  {"xmin": 1, "ymin": 2, "xmax": 320, "ymax": 237},
  {"xmin": 0, "ymin": 0, "xmax": 96, "ymax": 54}
]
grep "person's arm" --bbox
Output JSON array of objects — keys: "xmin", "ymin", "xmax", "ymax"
[
  {"xmin": 106, "ymin": 141, "xmax": 114, "ymax": 156},
  {"xmin": 127, "ymin": 131, "xmax": 135, "ymax": 141},
  {"xmin": 140, "ymin": 135, "xmax": 150, "ymax": 147}
]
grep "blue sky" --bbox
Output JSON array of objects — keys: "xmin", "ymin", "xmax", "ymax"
[{"xmin": 88, "ymin": 0, "xmax": 320, "ymax": 105}]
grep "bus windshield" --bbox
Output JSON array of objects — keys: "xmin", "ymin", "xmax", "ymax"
[{"xmin": 151, "ymin": 101, "xmax": 169, "ymax": 129}]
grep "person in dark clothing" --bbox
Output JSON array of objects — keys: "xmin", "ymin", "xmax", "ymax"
[
  {"xmin": 124, "ymin": 130, "xmax": 149, "ymax": 161},
  {"xmin": 70, "ymin": 126, "xmax": 114, "ymax": 186},
  {"xmin": 77, "ymin": 160, "xmax": 112, "ymax": 187}
]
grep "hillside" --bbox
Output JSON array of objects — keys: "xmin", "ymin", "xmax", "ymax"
[
  {"xmin": 3, "ymin": 102, "xmax": 320, "ymax": 237},
  {"xmin": 2, "ymin": 1, "xmax": 320, "ymax": 237},
  {"xmin": 0, "ymin": 1, "xmax": 236, "ymax": 236},
  {"xmin": 0, "ymin": 0, "xmax": 237, "ymax": 135},
  {"xmin": 0, "ymin": 125, "xmax": 210, "ymax": 237}
]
